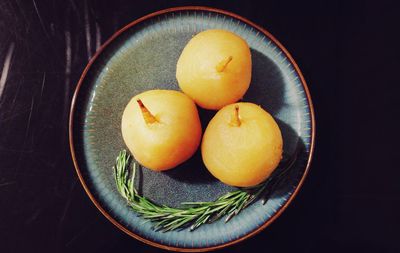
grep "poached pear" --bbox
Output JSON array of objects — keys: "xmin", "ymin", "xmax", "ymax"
[
  {"xmin": 176, "ymin": 29, "xmax": 252, "ymax": 110},
  {"xmin": 121, "ymin": 89, "xmax": 202, "ymax": 171},
  {"xmin": 201, "ymin": 102, "xmax": 283, "ymax": 187}
]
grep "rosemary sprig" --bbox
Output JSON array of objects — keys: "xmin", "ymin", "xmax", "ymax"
[{"xmin": 113, "ymin": 150, "xmax": 295, "ymax": 232}]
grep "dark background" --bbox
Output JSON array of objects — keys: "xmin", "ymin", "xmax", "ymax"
[{"xmin": 0, "ymin": 0, "xmax": 399, "ymax": 252}]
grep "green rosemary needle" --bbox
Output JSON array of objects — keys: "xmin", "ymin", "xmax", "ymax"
[{"xmin": 113, "ymin": 149, "xmax": 295, "ymax": 232}]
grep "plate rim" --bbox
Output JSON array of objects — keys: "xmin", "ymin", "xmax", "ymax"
[{"xmin": 69, "ymin": 5, "xmax": 315, "ymax": 252}]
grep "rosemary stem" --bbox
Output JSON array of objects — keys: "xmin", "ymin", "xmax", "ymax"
[{"xmin": 113, "ymin": 150, "xmax": 295, "ymax": 232}]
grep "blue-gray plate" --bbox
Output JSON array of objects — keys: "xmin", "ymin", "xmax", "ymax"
[{"xmin": 69, "ymin": 6, "xmax": 315, "ymax": 252}]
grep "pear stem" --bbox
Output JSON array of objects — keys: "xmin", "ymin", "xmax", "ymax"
[
  {"xmin": 216, "ymin": 56, "xmax": 233, "ymax": 72},
  {"xmin": 230, "ymin": 105, "xmax": 241, "ymax": 127},
  {"xmin": 137, "ymin": 99, "xmax": 157, "ymax": 124}
]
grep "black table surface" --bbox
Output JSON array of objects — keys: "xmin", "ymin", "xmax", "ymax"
[{"xmin": 1, "ymin": 1, "xmax": 399, "ymax": 252}]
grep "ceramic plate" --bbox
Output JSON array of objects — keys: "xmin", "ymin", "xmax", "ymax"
[{"xmin": 69, "ymin": 6, "xmax": 315, "ymax": 252}]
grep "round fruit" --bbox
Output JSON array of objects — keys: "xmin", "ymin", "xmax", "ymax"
[
  {"xmin": 201, "ymin": 102, "xmax": 283, "ymax": 187},
  {"xmin": 121, "ymin": 89, "xmax": 202, "ymax": 171},
  {"xmin": 176, "ymin": 29, "xmax": 252, "ymax": 110}
]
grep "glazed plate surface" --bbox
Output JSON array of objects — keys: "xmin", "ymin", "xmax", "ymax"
[{"xmin": 69, "ymin": 7, "xmax": 314, "ymax": 251}]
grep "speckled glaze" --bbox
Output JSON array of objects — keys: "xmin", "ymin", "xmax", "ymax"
[{"xmin": 70, "ymin": 7, "xmax": 314, "ymax": 252}]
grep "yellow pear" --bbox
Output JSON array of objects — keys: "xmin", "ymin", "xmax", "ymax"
[
  {"xmin": 121, "ymin": 90, "xmax": 202, "ymax": 171},
  {"xmin": 176, "ymin": 29, "xmax": 252, "ymax": 110},
  {"xmin": 201, "ymin": 102, "xmax": 283, "ymax": 187}
]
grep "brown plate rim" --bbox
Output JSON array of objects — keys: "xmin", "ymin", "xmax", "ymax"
[{"xmin": 69, "ymin": 6, "xmax": 316, "ymax": 252}]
